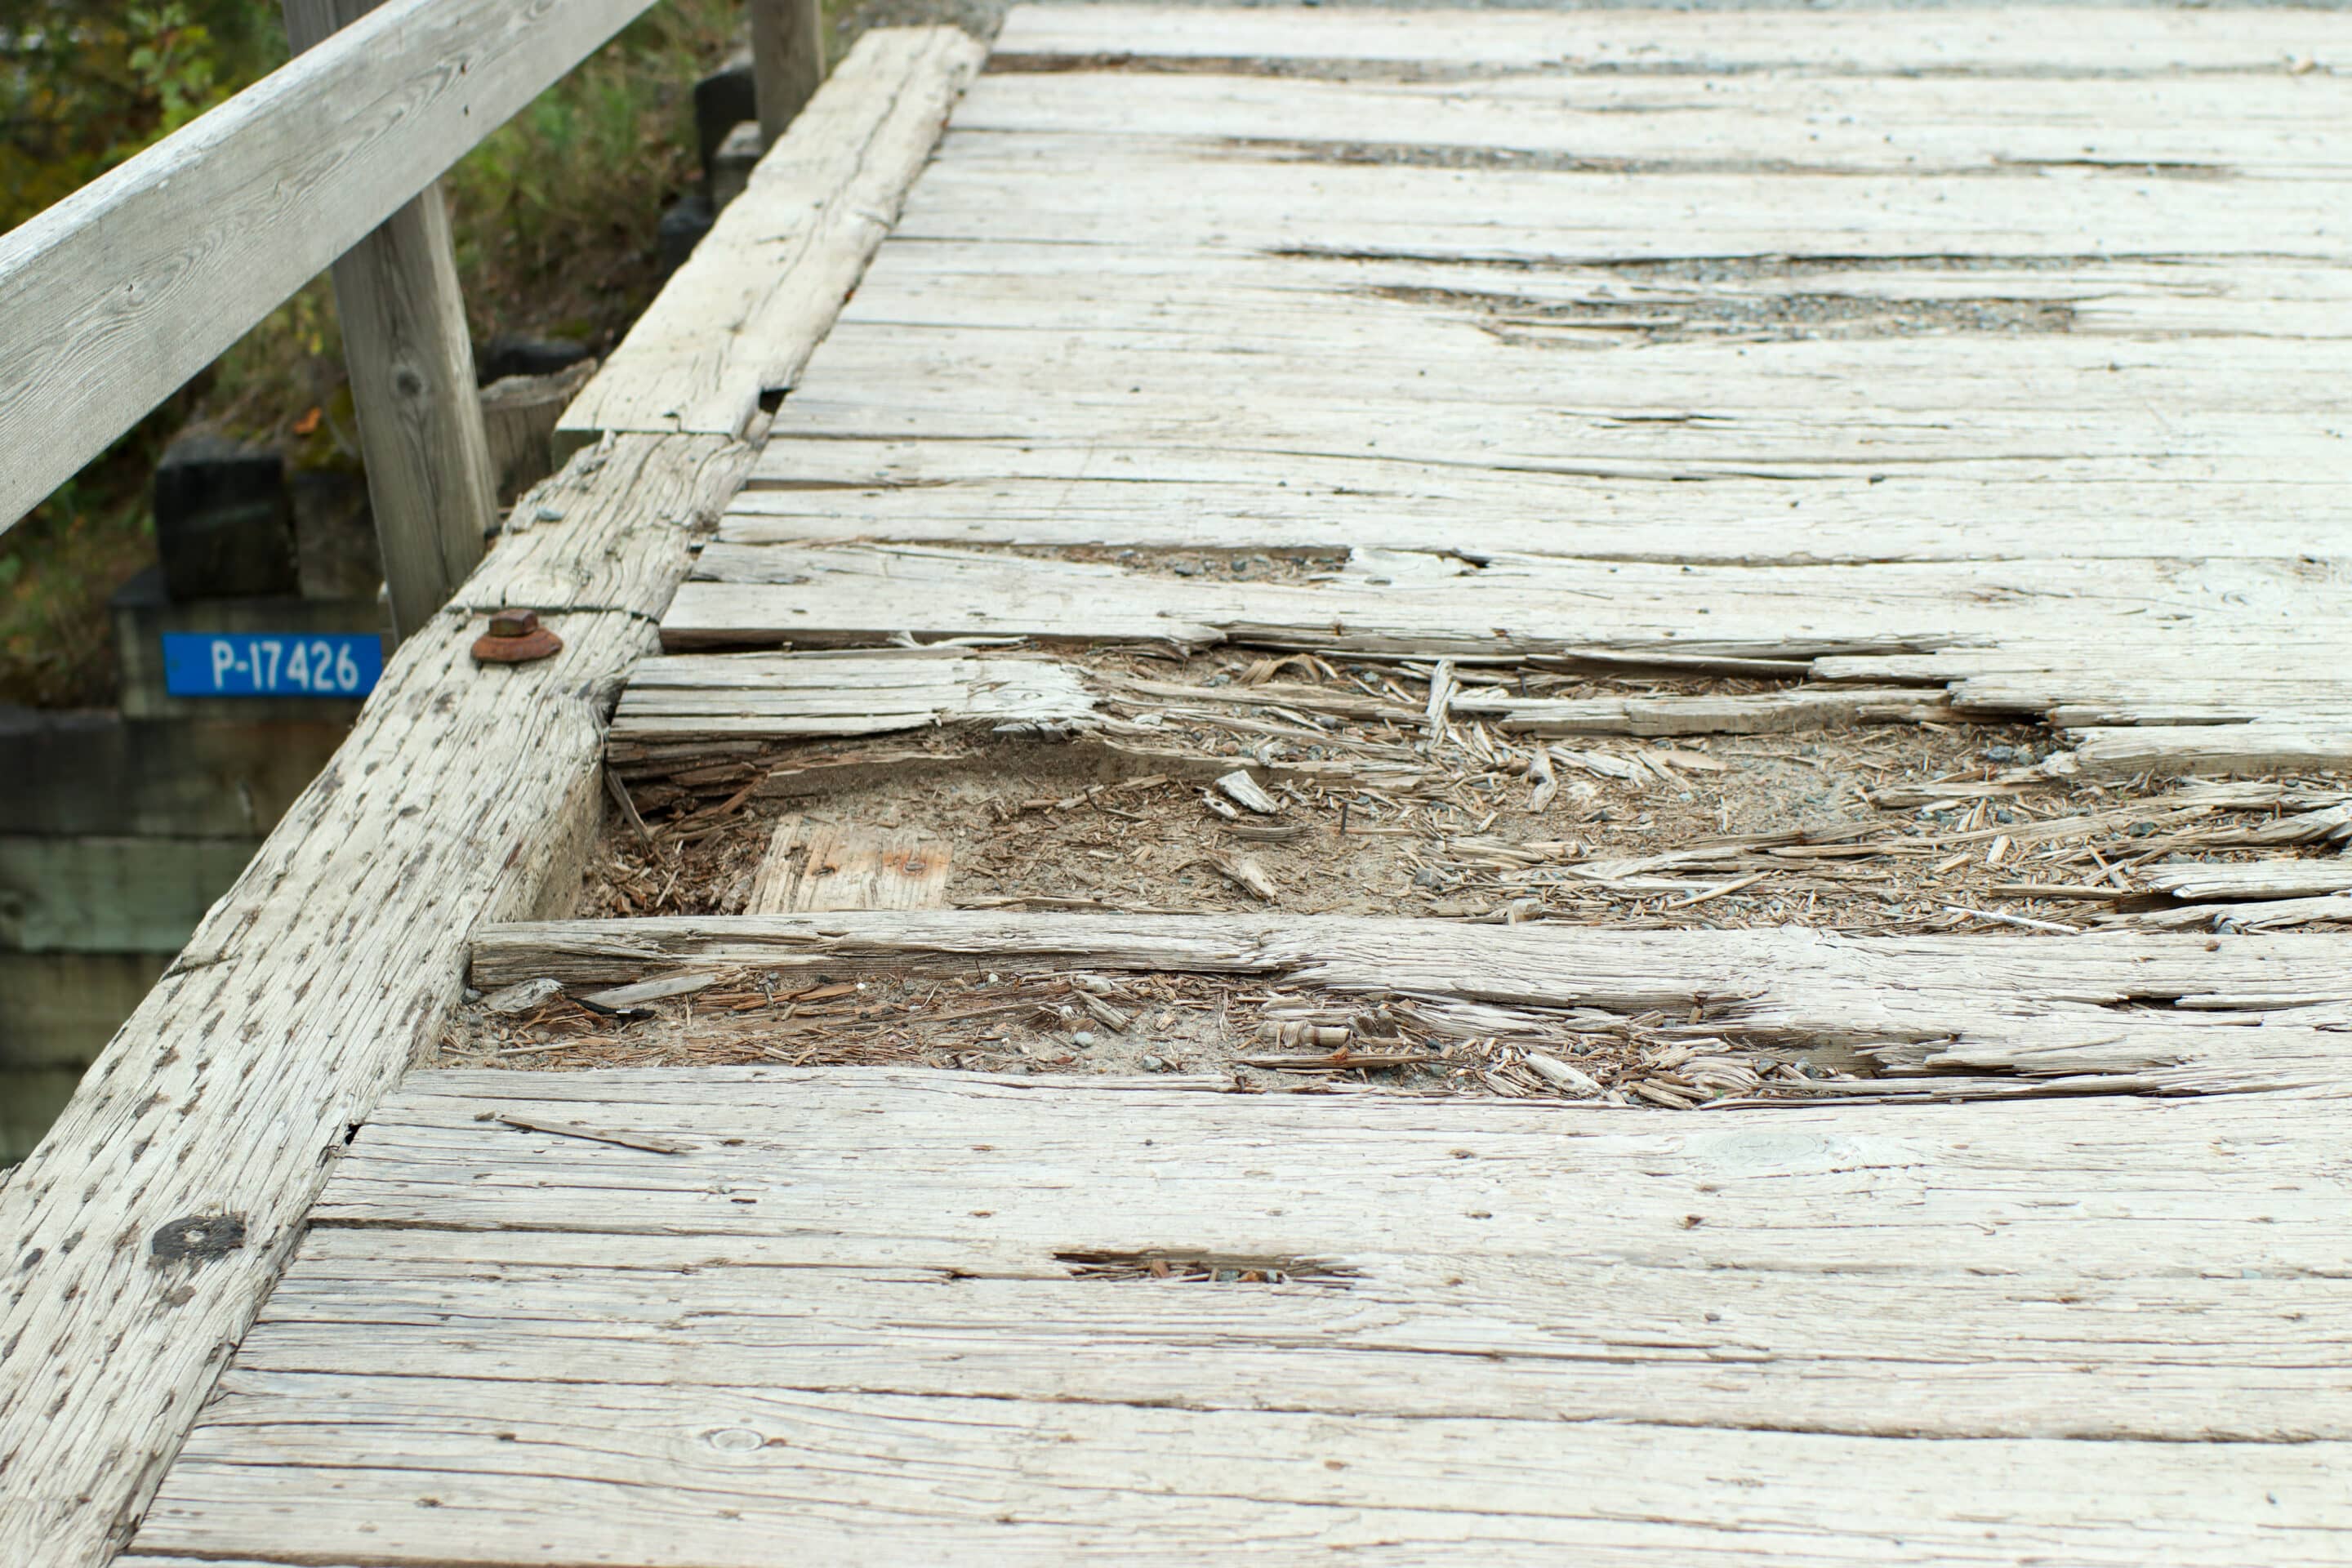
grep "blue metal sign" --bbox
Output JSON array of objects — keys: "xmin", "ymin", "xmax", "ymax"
[{"xmin": 161, "ymin": 632, "xmax": 382, "ymax": 697}]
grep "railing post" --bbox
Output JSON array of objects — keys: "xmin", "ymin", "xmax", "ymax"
[
  {"xmin": 751, "ymin": 0, "xmax": 826, "ymax": 149},
  {"xmin": 283, "ymin": 0, "xmax": 498, "ymax": 639}
]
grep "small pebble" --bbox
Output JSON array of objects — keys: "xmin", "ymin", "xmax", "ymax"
[
  {"xmin": 1141, "ymin": 1054, "xmax": 1167, "ymax": 1072},
  {"xmin": 1072, "ymin": 1031, "xmax": 1097, "ymax": 1048}
]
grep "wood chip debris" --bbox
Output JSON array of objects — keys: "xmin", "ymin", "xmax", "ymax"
[{"xmin": 1215, "ymin": 770, "xmax": 1283, "ymax": 814}]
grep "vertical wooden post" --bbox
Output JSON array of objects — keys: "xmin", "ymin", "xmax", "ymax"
[
  {"xmin": 751, "ymin": 0, "xmax": 826, "ymax": 149},
  {"xmin": 284, "ymin": 0, "xmax": 497, "ymax": 639}
]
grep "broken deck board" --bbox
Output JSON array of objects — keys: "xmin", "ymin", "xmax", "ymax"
[
  {"xmin": 470, "ymin": 911, "xmax": 2352, "ymax": 1095},
  {"xmin": 657, "ymin": 546, "xmax": 2352, "ymax": 773},
  {"xmin": 608, "ymin": 648, "xmax": 1094, "ymax": 760},
  {"xmin": 128, "ymin": 1068, "xmax": 2352, "ymax": 1565}
]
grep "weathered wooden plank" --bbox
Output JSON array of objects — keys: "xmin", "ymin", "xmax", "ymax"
[
  {"xmin": 668, "ymin": 546, "xmax": 2343, "ymax": 662},
  {"xmin": 2065, "ymin": 722, "xmax": 2352, "ymax": 782},
  {"xmin": 605, "ymin": 646, "xmax": 1944, "ymax": 767},
  {"xmin": 222, "ymin": 1219, "xmax": 2352, "ymax": 1443},
  {"xmin": 772, "ymin": 326, "xmax": 2352, "ymax": 465},
  {"xmin": 893, "ymin": 138, "xmax": 2352, "ymax": 261},
  {"xmin": 1451, "ymin": 684, "xmax": 1952, "ymax": 737},
  {"xmin": 954, "ymin": 69, "xmax": 2352, "ymax": 180},
  {"xmin": 123, "ymin": 1058, "xmax": 2352, "ymax": 1563},
  {"xmin": 608, "ymin": 649, "xmax": 1094, "ymax": 757},
  {"xmin": 656, "ymin": 546, "xmax": 2352, "ymax": 771},
  {"xmin": 992, "ymin": 3, "xmax": 2352, "ymax": 77},
  {"xmin": 731, "ymin": 457, "xmax": 2340, "ymax": 563},
  {"xmin": 470, "ymin": 912, "xmax": 2352, "ymax": 1094},
  {"xmin": 0, "ymin": 0, "xmax": 663, "ymax": 532},
  {"xmin": 134, "ymin": 1372, "xmax": 2352, "ymax": 1565},
  {"xmin": 821, "ymin": 242, "xmax": 2352, "ymax": 340},
  {"xmin": 2142, "ymin": 861, "xmax": 2352, "ymax": 903},
  {"xmin": 556, "ymin": 27, "xmax": 984, "ymax": 446},
  {"xmin": 2114, "ymin": 896, "xmax": 2352, "ymax": 933},
  {"xmin": 313, "ymin": 1066, "xmax": 2352, "ymax": 1274},
  {"xmin": 746, "ymin": 816, "xmax": 953, "ymax": 911}
]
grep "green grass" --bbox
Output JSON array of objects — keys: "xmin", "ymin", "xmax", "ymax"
[{"xmin": 1, "ymin": 0, "xmax": 751, "ymax": 707}]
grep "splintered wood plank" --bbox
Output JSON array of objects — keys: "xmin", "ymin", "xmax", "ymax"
[
  {"xmin": 1449, "ymin": 684, "xmax": 1953, "ymax": 737},
  {"xmin": 669, "ymin": 546, "xmax": 2347, "ymax": 666},
  {"xmin": 2142, "ymin": 861, "xmax": 2352, "ymax": 902},
  {"xmin": 608, "ymin": 648, "xmax": 1094, "ymax": 761},
  {"xmin": 128, "ymin": 1069, "xmax": 2352, "ymax": 1564},
  {"xmin": 555, "ymin": 27, "xmax": 983, "ymax": 445},
  {"xmin": 746, "ymin": 815, "xmax": 953, "ymax": 912},
  {"xmin": 655, "ymin": 545, "xmax": 2352, "ymax": 774},
  {"xmin": 470, "ymin": 911, "xmax": 2352, "ymax": 1095}
]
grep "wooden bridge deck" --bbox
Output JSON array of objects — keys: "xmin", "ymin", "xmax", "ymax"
[{"xmin": 11, "ymin": 7, "xmax": 2352, "ymax": 1565}]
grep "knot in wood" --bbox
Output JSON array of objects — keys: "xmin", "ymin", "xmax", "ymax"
[{"xmin": 151, "ymin": 1213, "xmax": 246, "ymax": 1265}]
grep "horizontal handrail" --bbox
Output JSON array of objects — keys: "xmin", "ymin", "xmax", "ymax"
[{"xmin": 0, "ymin": 0, "xmax": 663, "ymax": 533}]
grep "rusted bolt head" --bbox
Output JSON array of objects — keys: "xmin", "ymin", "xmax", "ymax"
[{"xmin": 473, "ymin": 609, "xmax": 563, "ymax": 665}]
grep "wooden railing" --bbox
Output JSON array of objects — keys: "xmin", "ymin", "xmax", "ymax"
[{"xmin": 0, "ymin": 0, "xmax": 822, "ymax": 635}]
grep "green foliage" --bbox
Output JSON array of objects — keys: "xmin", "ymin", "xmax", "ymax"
[{"xmin": 1, "ymin": 2, "xmax": 283, "ymax": 231}]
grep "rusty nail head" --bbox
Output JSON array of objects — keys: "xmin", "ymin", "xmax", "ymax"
[{"xmin": 474, "ymin": 609, "xmax": 564, "ymax": 665}]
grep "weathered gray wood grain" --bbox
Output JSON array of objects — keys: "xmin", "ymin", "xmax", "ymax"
[
  {"xmin": 992, "ymin": 3, "xmax": 2352, "ymax": 75},
  {"xmin": 127, "ymin": 1068, "xmax": 2352, "ymax": 1563}
]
